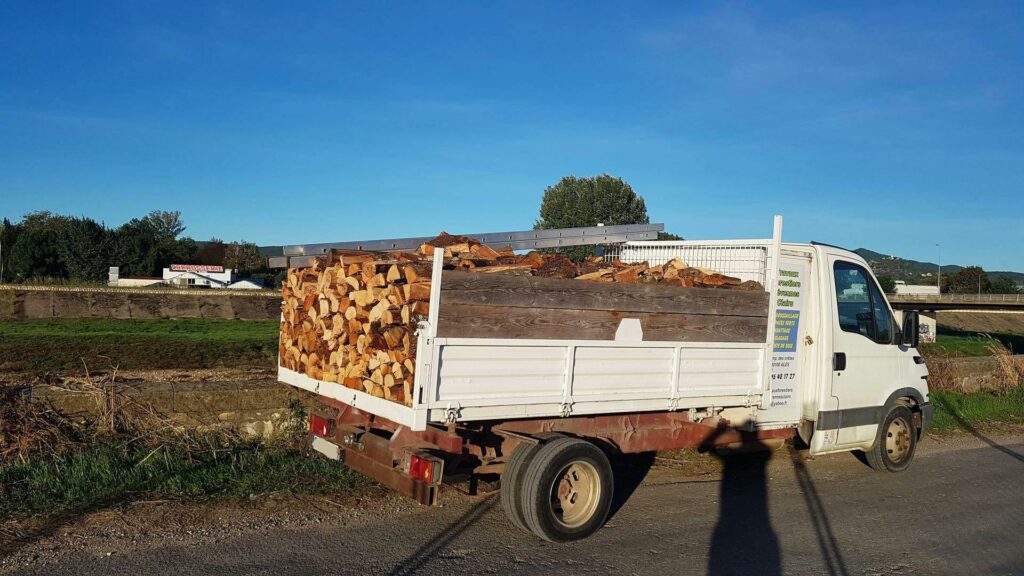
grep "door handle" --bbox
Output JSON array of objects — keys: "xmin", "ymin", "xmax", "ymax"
[{"xmin": 833, "ymin": 352, "xmax": 847, "ymax": 371}]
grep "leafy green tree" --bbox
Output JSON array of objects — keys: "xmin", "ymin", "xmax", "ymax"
[
  {"xmin": 7, "ymin": 227, "xmax": 64, "ymax": 279},
  {"xmin": 111, "ymin": 219, "xmax": 158, "ymax": 276},
  {"xmin": 657, "ymin": 231, "xmax": 685, "ymax": 241},
  {"xmin": 877, "ymin": 275, "xmax": 897, "ymax": 294},
  {"xmin": 989, "ymin": 276, "xmax": 1020, "ymax": 294},
  {"xmin": 535, "ymin": 174, "xmax": 650, "ymax": 261},
  {"xmin": 945, "ymin": 266, "xmax": 991, "ymax": 294},
  {"xmin": 55, "ymin": 217, "xmax": 113, "ymax": 281},
  {"xmin": 111, "ymin": 214, "xmax": 197, "ymax": 277},
  {"xmin": 223, "ymin": 241, "xmax": 265, "ymax": 273},
  {"xmin": 0, "ymin": 218, "xmax": 22, "ymax": 283},
  {"xmin": 196, "ymin": 238, "xmax": 227, "ymax": 266},
  {"xmin": 144, "ymin": 210, "xmax": 186, "ymax": 241}
]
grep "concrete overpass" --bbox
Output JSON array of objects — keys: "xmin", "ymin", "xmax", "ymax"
[{"xmin": 888, "ymin": 293, "xmax": 1024, "ymax": 311}]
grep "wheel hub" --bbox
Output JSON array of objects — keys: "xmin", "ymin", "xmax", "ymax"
[
  {"xmin": 551, "ymin": 461, "xmax": 601, "ymax": 528},
  {"xmin": 885, "ymin": 417, "xmax": 912, "ymax": 462}
]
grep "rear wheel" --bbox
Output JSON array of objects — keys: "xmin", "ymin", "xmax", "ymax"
[
  {"xmin": 520, "ymin": 437, "xmax": 614, "ymax": 542},
  {"xmin": 501, "ymin": 441, "xmax": 542, "ymax": 533},
  {"xmin": 863, "ymin": 405, "xmax": 917, "ymax": 472}
]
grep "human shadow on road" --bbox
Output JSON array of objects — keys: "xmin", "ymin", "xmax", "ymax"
[
  {"xmin": 943, "ymin": 399, "xmax": 1024, "ymax": 464},
  {"xmin": 387, "ymin": 495, "xmax": 497, "ymax": 576},
  {"xmin": 701, "ymin": 428, "xmax": 781, "ymax": 576}
]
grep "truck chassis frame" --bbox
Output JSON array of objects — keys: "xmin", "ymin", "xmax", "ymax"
[{"xmin": 311, "ymin": 397, "xmax": 795, "ymax": 506}]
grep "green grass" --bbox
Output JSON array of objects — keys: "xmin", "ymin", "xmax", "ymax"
[
  {"xmin": 922, "ymin": 335, "xmax": 998, "ymax": 357},
  {"xmin": 0, "ymin": 319, "xmax": 279, "ymax": 371},
  {"xmin": 930, "ymin": 386, "xmax": 1024, "ymax": 432},
  {"xmin": 922, "ymin": 331, "xmax": 1024, "ymax": 358},
  {"xmin": 0, "ymin": 438, "xmax": 368, "ymax": 519}
]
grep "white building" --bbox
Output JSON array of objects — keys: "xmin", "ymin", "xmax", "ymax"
[
  {"xmin": 108, "ymin": 265, "xmax": 264, "ymax": 290},
  {"xmin": 162, "ymin": 264, "xmax": 235, "ymax": 288},
  {"xmin": 894, "ymin": 281, "xmax": 940, "ymax": 296}
]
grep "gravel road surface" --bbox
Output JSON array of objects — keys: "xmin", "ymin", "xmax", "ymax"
[{"xmin": 3, "ymin": 433, "xmax": 1022, "ymax": 576}]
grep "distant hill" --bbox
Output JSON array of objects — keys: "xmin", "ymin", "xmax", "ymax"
[{"xmin": 853, "ymin": 248, "xmax": 1023, "ymax": 285}]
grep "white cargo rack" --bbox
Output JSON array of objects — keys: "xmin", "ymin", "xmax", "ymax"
[{"xmin": 279, "ymin": 217, "xmax": 784, "ymax": 431}]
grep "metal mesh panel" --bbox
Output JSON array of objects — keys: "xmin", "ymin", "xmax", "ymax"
[{"xmin": 603, "ymin": 241, "xmax": 770, "ymax": 285}]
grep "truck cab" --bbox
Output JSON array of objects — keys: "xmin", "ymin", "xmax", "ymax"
[{"xmin": 799, "ymin": 243, "xmax": 932, "ymax": 467}]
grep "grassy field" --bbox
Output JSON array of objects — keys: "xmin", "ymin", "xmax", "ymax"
[
  {"xmin": 930, "ymin": 386, "xmax": 1024, "ymax": 431},
  {"xmin": 0, "ymin": 319, "xmax": 279, "ymax": 372},
  {"xmin": 0, "ymin": 438, "xmax": 367, "ymax": 519},
  {"xmin": 922, "ymin": 331, "xmax": 1024, "ymax": 358}
]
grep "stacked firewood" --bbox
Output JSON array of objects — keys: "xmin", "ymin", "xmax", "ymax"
[{"xmin": 280, "ymin": 232, "xmax": 762, "ymax": 405}]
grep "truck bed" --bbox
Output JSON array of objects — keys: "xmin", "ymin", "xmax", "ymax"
[{"xmin": 280, "ymin": 238, "xmax": 781, "ymax": 431}]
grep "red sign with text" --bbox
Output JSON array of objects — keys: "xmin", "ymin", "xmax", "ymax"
[{"xmin": 170, "ymin": 264, "xmax": 225, "ymax": 273}]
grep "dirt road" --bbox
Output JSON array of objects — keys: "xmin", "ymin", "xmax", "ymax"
[{"xmin": 3, "ymin": 433, "xmax": 1023, "ymax": 576}]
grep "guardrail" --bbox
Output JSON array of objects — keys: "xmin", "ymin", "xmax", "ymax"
[
  {"xmin": 0, "ymin": 284, "xmax": 280, "ymax": 298},
  {"xmin": 889, "ymin": 293, "xmax": 1024, "ymax": 304}
]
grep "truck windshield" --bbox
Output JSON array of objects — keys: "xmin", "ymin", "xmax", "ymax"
[{"xmin": 834, "ymin": 261, "xmax": 892, "ymax": 344}]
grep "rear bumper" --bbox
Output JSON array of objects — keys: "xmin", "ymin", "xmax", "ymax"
[
  {"xmin": 919, "ymin": 402, "xmax": 934, "ymax": 438},
  {"xmin": 310, "ymin": 427, "xmax": 440, "ymax": 506}
]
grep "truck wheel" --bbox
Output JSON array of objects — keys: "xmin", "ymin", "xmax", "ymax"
[
  {"xmin": 863, "ymin": 405, "xmax": 917, "ymax": 472},
  {"xmin": 520, "ymin": 437, "xmax": 614, "ymax": 543},
  {"xmin": 501, "ymin": 441, "xmax": 541, "ymax": 533}
]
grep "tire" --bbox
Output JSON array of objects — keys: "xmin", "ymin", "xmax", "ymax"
[
  {"xmin": 863, "ymin": 405, "xmax": 918, "ymax": 472},
  {"xmin": 501, "ymin": 441, "xmax": 542, "ymax": 534},
  {"xmin": 520, "ymin": 437, "xmax": 614, "ymax": 543}
]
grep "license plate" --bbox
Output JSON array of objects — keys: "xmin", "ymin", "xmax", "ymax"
[{"xmin": 312, "ymin": 435, "xmax": 342, "ymax": 461}]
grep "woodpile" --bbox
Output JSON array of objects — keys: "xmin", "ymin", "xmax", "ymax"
[{"xmin": 280, "ymin": 232, "xmax": 764, "ymax": 406}]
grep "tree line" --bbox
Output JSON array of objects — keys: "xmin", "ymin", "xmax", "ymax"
[
  {"xmin": 0, "ymin": 211, "xmax": 270, "ymax": 284},
  {"xmin": 875, "ymin": 267, "xmax": 1019, "ymax": 295}
]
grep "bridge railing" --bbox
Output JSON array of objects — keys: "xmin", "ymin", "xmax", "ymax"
[{"xmin": 888, "ymin": 293, "xmax": 1024, "ymax": 304}]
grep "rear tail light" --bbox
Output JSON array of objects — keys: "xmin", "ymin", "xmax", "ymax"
[
  {"xmin": 309, "ymin": 414, "xmax": 333, "ymax": 438},
  {"xmin": 406, "ymin": 454, "xmax": 442, "ymax": 485}
]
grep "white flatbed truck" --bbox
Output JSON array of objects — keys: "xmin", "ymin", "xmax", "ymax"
[{"xmin": 272, "ymin": 216, "xmax": 932, "ymax": 542}]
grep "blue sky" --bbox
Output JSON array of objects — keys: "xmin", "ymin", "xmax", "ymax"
[{"xmin": 1, "ymin": 1, "xmax": 1021, "ymax": 270}]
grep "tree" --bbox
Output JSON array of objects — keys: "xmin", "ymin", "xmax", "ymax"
[
  {"xmin": 7, "ymin": 227, "xmax": 64, "ymax": 279},
  {"xmin": 877, "ymin": 275, "xmax": 897, "ymax": 294},
  {"xmin": 111, "ymin": 214, "xmax": 197, "ymax": 277},
  {"xmin": 0, "ymin": 217, "xmax": 21, "ymax": 283},
  {"xmin": 989, "ymin": 276, "xmax": 1020, "ymax": 294},
  {"xmin": 945, "ymin": 266, "xmax": 991, "ymax": 294},
  {"xmin": 144, "ymin": 210, "xmax": 186, "ymax": 241},
  {"xmin": 657, "ymin": 231, "xmax": 685, "ymax": 241},
  {"xmin": 223, "ymin": 241, "xmax": 265, "ymax": 273},
  {"xmin": 111, "ymin": 218, "xmax": 161, "ymax": 277},
  {"xmin": 55, "ymin": 217, "xmax": 113, "ymax": 281},
  {"xmin": 196, "ymin": 238, "xmax": 227, "ymax": 266},
  {"xmin": 535, "ymin": 174, "xmax": 650, "ymax": 261}
]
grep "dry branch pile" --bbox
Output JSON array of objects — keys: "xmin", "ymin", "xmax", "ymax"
[{"xmin": 279, "ymin": 232, "xmax": 763, "ymax": 405}]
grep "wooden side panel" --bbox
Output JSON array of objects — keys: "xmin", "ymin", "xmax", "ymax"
[
  {"xmin": 439, "ymin": 270, "xmax": 768, "ymax": 317},
  {"xmin": 437, "ymin": 270, "xmax": 769, "ymax": 343},
  {"xmin": 436, "ymin": 303, "xmax": 767, "ymax": 343}
]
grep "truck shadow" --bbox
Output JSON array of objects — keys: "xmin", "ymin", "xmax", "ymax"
[
  {"xmin": 789, "ymin": 445, "xmax": 850, "ymax": 576},
  {"xmin": 608, "ymin": 451, "xmax": 656, "ymax": 521},
  {"xmin": 386, "ymin": 495, "xmax": 497, "ymax": 576}
]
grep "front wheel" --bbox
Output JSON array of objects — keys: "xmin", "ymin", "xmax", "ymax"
[
  {"xmin": 520, "ymin": 437, "xmax": 614, "ymax": 543},
  {"xmin": 862, "ymin": 405, "xmax": 917, "ymax": 472}
]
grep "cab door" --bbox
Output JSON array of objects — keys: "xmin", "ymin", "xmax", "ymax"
[{"xmin": 829, "ymin": 259, "xmax": 900, "ymax": 447}]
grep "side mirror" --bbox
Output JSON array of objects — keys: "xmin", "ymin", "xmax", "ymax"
[{"xmin": 901, "ymin": 311, "xmax": 920, "ymax": 348}]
